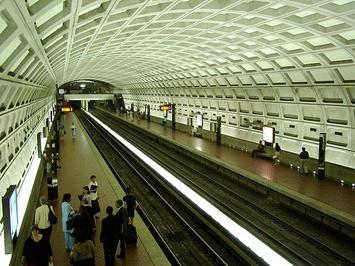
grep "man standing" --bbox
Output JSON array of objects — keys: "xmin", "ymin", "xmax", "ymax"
[
  {"xmin": 35, "ymin": 196, "xmax": 54, "ymax": 240},
  {"xmin": 299, "ymin": 147, "xmax": 309, "ymax": 175},
  {"xmin": 123, "ymin": 187, "xmax": 137, "ymax": 224},
  {"xmin": 100, "ymin": 206, "xmax": 117, "ymax": 266},
  {"xmin": 115, "ymin": 199, "xmax": 129, "ymax": 259},
  {"xmin": 273, "ymin": 143, "xmax": 281, "ymax": 165}
]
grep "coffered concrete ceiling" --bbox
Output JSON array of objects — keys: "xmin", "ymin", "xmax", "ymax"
[{"xmin": 0, "ymin": 0, "xmax": 354, "ymax": 89}]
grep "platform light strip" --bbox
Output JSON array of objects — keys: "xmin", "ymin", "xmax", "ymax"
[
  {"xmin": 0, "ymin": 136, "xmax": 47, "ymax": 265},
  {"xmin": 86, "ymin": 111, "xmax": 292, "ymax": 266}
]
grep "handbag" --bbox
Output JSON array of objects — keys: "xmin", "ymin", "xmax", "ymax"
[
  {"xmin": 66, "ymin": 211, "xmax": 75, "ymax": 230},
  {"xmin": 48, "ymin": 205, "xmax": 57, "ymax": 225}
]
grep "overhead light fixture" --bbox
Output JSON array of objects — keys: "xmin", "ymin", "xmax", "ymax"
[{"xmin": 80, "ymin": 84, "xmax": 86, "ymax": 88}]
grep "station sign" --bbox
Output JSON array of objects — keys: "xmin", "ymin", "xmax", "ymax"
[
  {"xmin": 61, "ymin": 107, "xmax": 73, "ymax": 112},
  {"xmin": 159, "ymin": 104, "xmax": 171, "ymax": 111}
]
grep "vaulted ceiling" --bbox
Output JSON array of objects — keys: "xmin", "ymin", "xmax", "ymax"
[{"xmin": 0, "ymin": 0, "xmax": 355, "ymax": 91}]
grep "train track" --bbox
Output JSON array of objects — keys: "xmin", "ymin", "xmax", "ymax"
[
  {"xmin": 86, "ymin": 108, "xmax": 355, "ymax": 266},
  {"xmin": 77, "ymin": 111, "xmax": 252, "ymax": 265}
]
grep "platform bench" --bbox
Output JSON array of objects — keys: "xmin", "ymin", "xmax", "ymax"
[{"xmin": 256, "ymin": 152, "xmax": 274, "ymax": 160}]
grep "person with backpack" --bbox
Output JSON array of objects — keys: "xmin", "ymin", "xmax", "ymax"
[
  {"xmin": 62, "ymin": 193, "xmax": 75, "ymax": 252},
  {"xmin": 299, "ymin": 147, "xmax": 310, "ymax": 175}
]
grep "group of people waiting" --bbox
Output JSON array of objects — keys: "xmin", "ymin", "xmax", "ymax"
[
  {"xmin": 21, "ymin": 174, "xmax": 137, "ymax": 266},
  {"xmin": 251, "ymin": 140, "xmax": 310, "ymax": 174}
]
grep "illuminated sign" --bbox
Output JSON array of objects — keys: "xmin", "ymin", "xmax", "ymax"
[
  {"xmin": 2, "ymin": 185, "xmax": 18, "ymax": 254},
  {"xmin": 263, "ymin": 126, "xmax": 275, "ymax": 143},
  {"xmin": 159, "ymin": 104, "xmax": 171, "ymax": 111},
  {"xmin": 61, "ymin": 107, "xmax": 73, "ymax": 112},
  {"xmin": 196, "ymin": 114, "xmax": 203, "ymax": 127}
]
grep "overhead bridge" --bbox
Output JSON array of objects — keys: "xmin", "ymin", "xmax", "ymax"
[{"xmin": 64, "ymin": 94, "xmax": 114, "ymax": 101}]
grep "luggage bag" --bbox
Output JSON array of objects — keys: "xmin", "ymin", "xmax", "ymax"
[{"xmin": 125, "ymin": 224, "xmax": 137, "ymax": 246}]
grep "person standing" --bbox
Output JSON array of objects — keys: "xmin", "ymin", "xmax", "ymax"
[
  {"xmin": 88, "ymin": 175, "xmax": 100, "ymax": 218},
  {"xmin": 100, "ymin": 206, "xmax": 118, "ymax": 266},
  {"xmin": 71, "ymin": 122, "xmax": 76, "ymax": 140},
  {"xmin": 273, "ymin": 143, "xmax": 281, "ymax": 165},
  {"xmin": 79, "ymin": 186, "xmax": 92, "ymax": 208},
  {"xmin": 34, "ymin": 196, "xmax": 54, "ymax": 241},
  {"xmin": 299, "ymin": 147, "xmax": 309, "ymax": 175},
  {"xmin": 72, "ymin": 205, "xmax": 94, "ymax": 242},
  {"xmin": 61, "ymin": 193, "xmax": 75, "ymax": 252},
  {"xmin": 115, "ymin": 199, "xmax": 129, "ymax": 259},
  {"xmin": 22, "ymin": 225, "xmax": 53, "ymax": 266},
  {"xmin": 123, "ymin": 187, "xmax": 137, "ymax": 224},
  {"xmin": 70, "ymin": 231, "xmax": 95, "ymax": 266},
  {"xmin": 80, "ymin": 186, "xmax": 95, "ymax": 227}
]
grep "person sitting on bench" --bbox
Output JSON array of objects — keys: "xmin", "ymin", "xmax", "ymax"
[{"xmin": 252, "ymin": 140, "xmax": 265, "ymax": 157}]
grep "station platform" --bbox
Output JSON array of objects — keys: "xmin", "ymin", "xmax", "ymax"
[
  {"xmin": 39, "ymin": 112, "xmax": 169, "ymax": 266},
  {"xmin": 99, "ymin": 109, "xmax": 355, "ymax": 229}
]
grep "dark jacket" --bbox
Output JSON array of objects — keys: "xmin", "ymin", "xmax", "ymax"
[
  {"xmin": 300, "ymin": 151, "xmax": 309, "ymax": 159},
  {"xmin": 115, "ymin": 207, "xmax": 129, "ymax": 236},
  {"xmin": 100, "ymin": 214, "xmax": 117, "ymax": 243},
  {"xmin": 72, "ymin": 212, "xmax": 94, "ymax": 241}
]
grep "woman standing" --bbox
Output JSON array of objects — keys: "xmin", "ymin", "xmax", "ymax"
[
  {"xmin": 22, "ymin": 224, "xmax": 53, "ymax": 266},
  {"xmin": 88, "ymin": 175, "xmax": 100, "ymax": 218},
  {"xmin": 70, "ymin": 230, "xmax": 95, "ymax": 266},
  {"xmin": 62, "ymin": 193, "xmax": 75, "ymax": 252},
  {"xmin": 72, "ymin": 205, "xmax": 94, "ymax": 242}
]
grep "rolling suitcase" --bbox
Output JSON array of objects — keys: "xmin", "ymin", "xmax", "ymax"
[{"xmin": 125, "ymin": 224, "xmax": 137, "ymax": 246}]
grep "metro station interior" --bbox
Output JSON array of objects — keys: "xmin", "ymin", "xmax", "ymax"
[{"xmin": 1, "ymin": 0, "xmax": 355, "ymax": 265}]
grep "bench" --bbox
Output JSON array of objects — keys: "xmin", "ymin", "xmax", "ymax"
[
  {"xmin": 256, "ymin": 152, "xmax": 274, "ymax": 160},
  {"xmin": 191, "ymin": 127, "xmax": 202, "ymax": 137}
]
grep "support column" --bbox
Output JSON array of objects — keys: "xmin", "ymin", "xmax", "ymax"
[
  {"xmin": 172, "ymin": 104, "xmax": 176, "ymax": 130},
  {"xmin": 36, "ymin": 132, "xmax": 42, "ymax": 158},
  {"xmin": 318, "ymin": 133, "xmax": 326, "ymax": 180},
  {"xmin": 216, "ymin": 116, "xmax": 221, "ymax": 145}
]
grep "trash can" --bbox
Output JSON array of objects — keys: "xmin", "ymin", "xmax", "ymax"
[{"xmin": 48, "ymin": 178, "xmax": 58, "ymax": 200}]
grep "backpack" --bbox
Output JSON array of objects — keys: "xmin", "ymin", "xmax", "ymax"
[{"xmin": 48, "ymin": 205, "xmax": 57, "ymax": 225}]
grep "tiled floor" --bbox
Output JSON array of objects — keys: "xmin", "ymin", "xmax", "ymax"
[
  {"xmin": 39, "ymin": 112, "xmax": 168, "ymax": 266},
  {"xmin": 110, "ymin": 111, "xmax": 355, "ymax": 218}
]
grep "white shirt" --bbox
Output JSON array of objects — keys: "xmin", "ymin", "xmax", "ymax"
[
  {"xmin": 88, "ymin": 181, "xmax": 98, "ymax": 200},
  {"xmin": 35, "ymin": 204, "xmax": 55, "ymax": 229},
  {"xmin": 81, "ymin": 194, "xmax": 92, "ymax": 207}
]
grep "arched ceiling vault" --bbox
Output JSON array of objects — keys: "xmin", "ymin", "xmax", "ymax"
[{"xmin": 0, "ymin": 0, "xmax": 354, "ymax": 90}]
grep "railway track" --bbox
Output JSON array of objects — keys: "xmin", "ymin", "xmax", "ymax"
[
  {"xmin": 85, "ymin": 108, "xmax": 355, "ymax": 266},
  {"xmin": 77, "ymin": 111, "xmax": 251, "ymax": 265}
]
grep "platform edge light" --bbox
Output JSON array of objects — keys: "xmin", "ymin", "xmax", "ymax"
[{"xmin": 85, "ymin": 110, "xmax": 292, "ymax": 266}]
